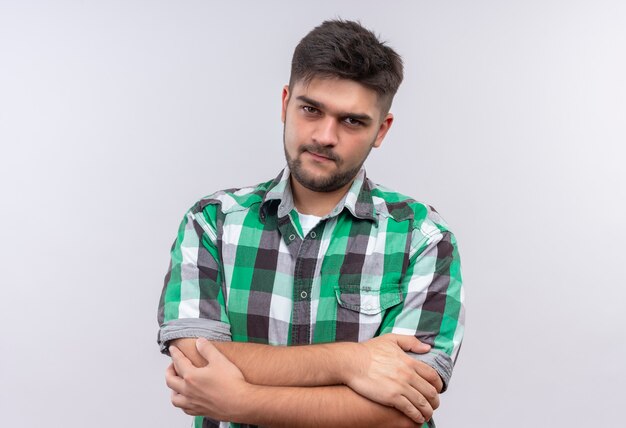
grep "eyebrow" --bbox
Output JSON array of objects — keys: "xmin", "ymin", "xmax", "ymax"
[{"xmin": 296, "ymin": 95, "xmax": 373, "ymax": 123}]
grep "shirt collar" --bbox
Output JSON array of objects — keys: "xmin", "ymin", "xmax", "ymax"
[{"xmin": 260, "ymin": 166, "xmax": 377, "ymax": 223}]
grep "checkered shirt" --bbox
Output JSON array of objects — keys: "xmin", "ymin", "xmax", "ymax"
[{"xmin": 157, "ymin": 167, "xmax": 465, "ymax": 428}]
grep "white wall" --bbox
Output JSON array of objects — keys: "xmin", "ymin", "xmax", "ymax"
[{"xmin": 1, "ymin": 1, "xmax": 624, "ymax": 426}]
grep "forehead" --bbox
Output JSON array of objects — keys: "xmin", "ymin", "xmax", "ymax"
[{"xmin": 290, "ymin": 77, "xmax": 382, "ymax": 117}]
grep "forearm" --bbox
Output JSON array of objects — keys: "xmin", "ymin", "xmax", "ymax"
[
  {"xmin": 169, "ymin": 336, "xmax": 438, "ymax": 425},
  {"xmin": 171, "ymin": 338, "xmax": 355, "ymax": 386},
  {"xmin": 237, "ymin": 384, "xmax": 419, "ymax": 428}
]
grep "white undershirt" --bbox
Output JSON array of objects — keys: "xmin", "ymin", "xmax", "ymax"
[{"xmin": 297, "ymin": 211, "xmax": 322, "ymax": 237}]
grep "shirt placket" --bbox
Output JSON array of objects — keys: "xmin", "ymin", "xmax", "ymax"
[{"xmin": 277, "ymin": 213, "xmax": 321, "ymax": 345}]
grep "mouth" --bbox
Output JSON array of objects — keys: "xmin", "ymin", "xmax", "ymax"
[
  {"xmin": 307, "ymin": 151, "xmax": 331, "ymax": 161},
  {"xmin": 303, "ymin": 149, "xmax": 337, "ymax": 163}
]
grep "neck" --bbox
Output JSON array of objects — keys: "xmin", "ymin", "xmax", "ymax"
[{"xmin": 290, "ymin": 177, "xmax": 353, "ymax": 217}]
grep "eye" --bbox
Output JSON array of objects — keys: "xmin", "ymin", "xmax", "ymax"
[
  {"xmin": 302, "ymin": 105, "xmax": 320, "ymax": 114},
  {"xmin": 343, "ymin": 117, "xmax": 364, "ymax": 127}
]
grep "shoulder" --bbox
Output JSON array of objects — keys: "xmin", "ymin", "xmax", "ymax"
[
  {"xmin": 368, "ymin": 180, "xmax": 450, "ymax": 234},
  {"xmin": 179, "ymin": 178, "xmax": 273, "ymax": 239},
  {"xmin": 368, "ymin": 180, "xmax": 456, "ymax": 257},
  {"xmin": 188, "ymin": 178, "xmax": 274, "ymax": 217}
]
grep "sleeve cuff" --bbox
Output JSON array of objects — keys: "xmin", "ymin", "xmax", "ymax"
[
  {"xmin": 406, "ymin": 349, "xmax": 453, "ymax": 392},
  {"xmin": 157, "ymin": 318, "xmax": 232, "ymax": 355}
]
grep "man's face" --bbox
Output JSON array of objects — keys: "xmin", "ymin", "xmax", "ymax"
[{"xmin": 281, "ymin": 77, "xmax": 393, "ymax": 193}]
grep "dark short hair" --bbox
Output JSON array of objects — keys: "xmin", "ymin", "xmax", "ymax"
[{"xmin": 289, "ymin": 19, "xmax": 404, "ymax": 114}]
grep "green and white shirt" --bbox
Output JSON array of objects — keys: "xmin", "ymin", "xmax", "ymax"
[{"xmin": 158, "ymin": 167, "xmax": 465, "ymax": 428}]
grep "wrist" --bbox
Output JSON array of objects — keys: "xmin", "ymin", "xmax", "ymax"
[
  {"xmin": 333, "ymin": 341, "xmax": 364, "ymax": 385},
  {"xmin": 229, "ymin": 381, "xmax": 262, "ymax": 424}
]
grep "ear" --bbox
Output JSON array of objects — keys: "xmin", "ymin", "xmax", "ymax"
[
  {"xmin": 372, "ymin": 113, "xmax": 394, "ymax": 148},
  {"xmin": 281, "ymin": 85, "xmax": 290, "ymax": 123}
]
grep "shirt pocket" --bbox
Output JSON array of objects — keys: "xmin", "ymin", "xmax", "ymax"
[{"xmin": 334, "ymin": 282, "xmax": 404, "ymax": 315}]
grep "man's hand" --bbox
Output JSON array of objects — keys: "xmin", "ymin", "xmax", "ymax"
[
  {"xmin": 166, "ymin": 335, "xmax": 442, "ymax": 427},
  {"xmin": 166, "ymin": 337, "xmax": 250, "ymax": 422},
  {"xmin": 345, "ymin": 334, "xmax": 442, "ymax": 425}
]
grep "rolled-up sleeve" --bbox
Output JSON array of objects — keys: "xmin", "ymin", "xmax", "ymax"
[
  {"xmin": 380, "ymin": 219, "xmax": 465, "ymax": 392},
  {"xmin": 157, "ymin": 203, "xmax": 231, "ymax": 355}
]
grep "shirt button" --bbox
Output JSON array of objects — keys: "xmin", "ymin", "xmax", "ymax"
[
  {"xmin": 289, "ymin": 234, "xmax": 296, "ymax": 241},
  {"xmin": 300, "ymin": 291, "xmax": 308, "ymax": 299},
  {"xmin": 365, "ymin": 304, "xmax": 372, "ymax": 310},
  {"xmin": 310, "ymin": 231, "xmax": 317, "ymax": 238}
]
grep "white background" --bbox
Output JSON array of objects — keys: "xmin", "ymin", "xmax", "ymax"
[{"xmin": 1, "ymin": 1, "xmax": 625, "ymax": 426}]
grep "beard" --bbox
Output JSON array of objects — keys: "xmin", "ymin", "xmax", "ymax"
[{"xmin": 284, "ymin": 133, "xmax": 374, "ymax": 193}]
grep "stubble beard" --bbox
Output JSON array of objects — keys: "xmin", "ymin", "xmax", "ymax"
[{"xmin": 283, "ymin": 128, "xmax": 374, "ymax": 193}]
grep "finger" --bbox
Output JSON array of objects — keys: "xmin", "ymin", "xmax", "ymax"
[
  {"xmin": 400, "ymin": 382, "xmax": 434, "ymax": 423},
  {"xmin": 407, "ymin": 372, "xmax": 440, "ymax": 410},
  {"xmin": 394, "ymin": 335, "xmax": 431, "ymax": 354},
  {"xmin": 171, "ymin": 391, "xmax": 201, "ymax": 416},
  {"xmin": 196, "ymin": 337, "xmax": 226, "ymax": 363},
  {"xmin": 393, "ymin": 394, "xmax": 426, "ymax": 424},
  {"xmin": 165, "ymin": 363, "xmax": 186, "ymax": 394},
  {"xmin": 166, "ymin": 362, "xmax": 176, "ymax": 377},
  {"xmin": 170, "ymin": 389, "xmax": 190, "ymax": 410},
  {"xmin": 169, "ymin": 345, "xmax": 195, "ymax": 379},
  {"xmin": 390, "ymin": 364, "xmax": 436, "ymax": 418},
  {"xmin": 413, "ymin": 360, "xmax": 444, "ymax": 393}
]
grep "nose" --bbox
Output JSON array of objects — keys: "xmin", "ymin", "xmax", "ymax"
[{"xmin": 313, "ymin": 117, "xmax": 339, "ymax": 146}]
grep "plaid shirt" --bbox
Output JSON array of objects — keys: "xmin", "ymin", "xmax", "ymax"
[{"xmin": 157, "ymin": 167, "xmax": 465, "ymax": 428}]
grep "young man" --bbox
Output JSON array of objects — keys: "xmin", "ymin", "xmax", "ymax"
[{"xmin": 158, "ymin": 20, "xmax": 464, "ymax": 428}]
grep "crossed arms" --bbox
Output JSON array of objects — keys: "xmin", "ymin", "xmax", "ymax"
[
  {"xmin": 165, "ymin": 334, "xmax": 443, "ymax": 428},
  {"xmin": 160, "ymin": 205, "xmax": 464, "ymax": 426}
]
